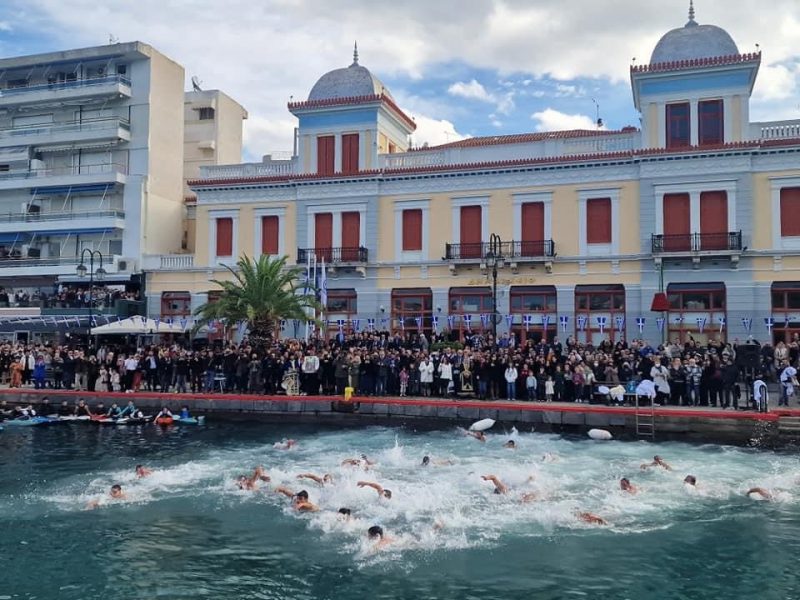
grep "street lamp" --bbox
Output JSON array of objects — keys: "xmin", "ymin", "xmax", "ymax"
[
  {"xmin": 77, "ymin": 248, "xmax": 106, "ymax": 343},
  {"xmin": 485, "ymin": 233, "xmax": 505, "ymax": 340}
]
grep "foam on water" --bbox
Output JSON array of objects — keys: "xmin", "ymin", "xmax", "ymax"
[{"xmin": 21, "ymin": 426, "xmax": 800, "ymax": 563}]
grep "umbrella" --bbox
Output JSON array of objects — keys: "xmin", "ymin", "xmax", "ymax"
[{"xmin": 90, "ymin": 316, "xmax": 187, "ymax": 335}]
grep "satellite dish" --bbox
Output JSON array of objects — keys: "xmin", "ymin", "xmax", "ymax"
[{"xmin": 191, "ymin": 76, "xmax": 203, "ymax": 92}]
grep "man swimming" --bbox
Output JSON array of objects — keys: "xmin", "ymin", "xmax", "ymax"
[
  {"xmin": 746, "ymin": 487, "xmax": 773, "ymax": 501},
  {"xmin": 87, "ymin": 484, "xmax": 126, "ymax": 509},
  {"xmin": 503, "ymin": 440, "xmax": 517, "ymax": 449},
  {"xmin": 620, "ymin": 478, "xmax": 638, "ymax": 494},
  {"xmin": 576, "ymin": 512, "xmax": 608, "ymax": 526},
  {"xmin": 297, "ymin": 473, "xmax": 333, "ymax": 486},
  {"xmin": 641, "ymin": 455, "xmax": 672, "ymax": 471},
  {"xmin": 237, "ymin": 466, "xmax": 270, "ymax": 490},
  {"xmin": 135, "ymin": 465, "xmax": 152, "ymax": 478},
  {"xmin": 421, "ymin": 456, "xmax": 453, "ymax": 467},
  {"xmin": 683, "ymin": 475, "xmax": 697, "ymax": 488},
  {"xmin": 273, "ymin": 438, "xmax": 297, "ymax": 450},
  {"xmin": 357, "ymin": 480, "xmax": 392, "ymax": 499},
  {"xmin": 274, "ymin": 487, "xmax": 319, "ymax": 512},
  {"xmin": 338, "ymin": 507, "xmax": 353, "ymax": 520},
  {"xmin": 482, "ymin": 474, "xmax": 509, "ymax": 495},
  {"xmin": 342, "ymin": 454, "xmax": 376, "ymax": 468},
  {"xmin": 466, "ymin": 430, "xmax": 486, "ymax": 442},
  {"xmin": 367, "ymin": 525, "xmax": 394, "ymax": 549}
]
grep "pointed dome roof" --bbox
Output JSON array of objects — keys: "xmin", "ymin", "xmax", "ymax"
[
  {"xmin": 650, "ymin": 2, "xmax": 739, "ymax": 64},
  {"xmin": 308, "ymin": 43, "xmax": 393, "ymax": 102}
]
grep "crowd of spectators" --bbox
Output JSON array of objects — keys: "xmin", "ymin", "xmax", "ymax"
[
  {"xmin": 0, "ymin": 285, "xmax": 140, "ymax": 309},
  {"xmin": 0, "ymin": 329, "xmax": 793, "ymax": 408}
]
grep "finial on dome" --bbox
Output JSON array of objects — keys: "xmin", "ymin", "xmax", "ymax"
[
  {"xmin": 352, "ymin": 41, "xmax": 359, "ymax": 66},
  {"xmin": 687, "ymin": 0, "xmax": 697, "ymax": 25}
]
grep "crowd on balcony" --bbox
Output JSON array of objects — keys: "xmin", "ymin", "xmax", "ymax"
[
  {"xmin": 0, "ymin": 285, "xmax": 140, "ymax": 309},
  {"xmin": 0, "ymin": 328, "xmax": 790, "ymax": 408}
]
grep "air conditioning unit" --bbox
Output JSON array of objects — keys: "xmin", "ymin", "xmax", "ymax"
[
  {"xmin": 27, "ymin": 247, "xmax": 40, "ymax": 258},
  {"xmin": 29, "ymin": 159, "xmax": 45, "ymax": 171},
  {"xmin": 116, "ymin": 258, "xmax": 136, "ymax": 272}
]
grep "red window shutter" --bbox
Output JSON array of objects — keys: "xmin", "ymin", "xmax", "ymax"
[
  {"xmin": 663, "ymin": 193, "xmax": 691, "ymax": 251},
  {"xmin": 317, "ymin": 136, "xmax": 334, "ymax": 176},
  {"xmin": 699, "ymin": 191, "xmax": 728, "ymax": 250},
  {"xmin": 342, "ymin": 133, "xmax": 359, "ymax": 174},
  {"xmin": 216, "ymin": 217, "xmax": 233, "ymax": 256},
  {"xmin": 521, "ymin": 202, "xmax": 544, "ymax": 256},
  {"xmin": 586, "ymin": 198, "xmax": 611, "ymax": 244},
  {"xmin": 666, "ymin": 102, "xmax": 690, "ymax": 149},
  {"xmin": 261, "ymin": 215, "xmax": 279, "ymax": 255},
  {"xmin": 780, "ymin": 188, "xmax": 800, "ymax": 237},
  {"xmin": 402, "ymin": 209, "xmax": 423, "ymax": 251},
  {"xmin": 315, "ymin": 213, "xmax": 333, "ymax": 262},
  {"xmin": 460, "ymin": 206, "xmax": 482, "ymax": 258},
  {"xmin": 341, "ymin": 212, "xmax": 360, "ymax": 260},
  {"xmin": 698, "ymin": 99, "xmax": 724, "ymax": 145}
]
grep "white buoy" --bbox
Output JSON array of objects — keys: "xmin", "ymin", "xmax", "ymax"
[
  {"xmin": 469, "ymin": 418, "xmax": 496, "ymax": 432},
  {"xmin": 588, "ymin": 428, "xmax": 613, "ymax": 441}
]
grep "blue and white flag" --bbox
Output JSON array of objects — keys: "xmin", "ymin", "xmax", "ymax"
[
  {"xmin": 367, "ymin": 318, "xmax": 375, "ymax": 331},
  {"xmin": 656, "ymin": 317, "xmax": 665, "ymax": 332},
  {"xmin": 90, "ymin": 315, "xmax": 98, "ymax": 327},
  {"xmin": 765, "ymin": 317, "xmax": 775, "ymax": 334},
  {"xmin": 380, "ymin": 317, "xmax": 388, "ymax": 329},
  {"xmin": 414, "ymin": 316, "xmax": 422, "ymax": 329},
  {"xmin": 718, "ymin": 316, "xmax": 726, "ymax": 332},
  {"xmin": 577, "ymin": 315, "xmax": 587, "ymax": 331},
  {"xmin": 463, "ymin": 314, "xmax": 473, "ymax": 329},
  {"xmin": 447, "ymin": 314, "xmax": 455, "ymax": 330},
  {"xmin": 559, "ymin": 315, "xmax": 569, "ymax": 332},
  {"xmin": 542, "ymin": 314, "xmax": 551, "ymax": 330},
  {"xmin": 741, "ymin": 317, "xmax": 752, "ymax": 332},
  {"xmin": 636, "ymin": 317, "xmax": 645, "ymax": 334},
  {"xmin": 292, "ymin": 319, "xmax": 300, "ymax": 330},
  {"xmin": 337, "ymin": 318, "xmax": 345, "ymax": 332},
  {"xmin": 505, "ymin": 314, "xmax": 514, "ymax": 329},
  {"xmin": 280, "ymin": 319, "xmax": 286, "ymax": 331},
  {"xmin": 479, "ymin": 313, "xmax": 489, "ymax": 328},
  {"xmin": 154, "ymin": 317, "xmax": 161, "ymax": 330},
  {"xmin": 523, "ymin": 314, "xmax": 534, "ymax": 331},
  {"xmin": 180, "ymin": 317, "xmax": 188, "ymax": 330},
  {"xmin": 673, "ymin": 315, "xmax": 684, "ymax": 324},
  {"xmin": 615, "ymin": 316, "xmax": 625, "ymax": 332},
  {"xmin": 400, "ymin": 318, "xmax": 405, "ymax": 331},
  {"xmin": 696, "ymin": 317, "xmax": 706, "ymax": 333},
  {"xmin": 352, "ymin": 318, "xmax": 360, "ymax": 331},
  {"xmin": 596, "ymin": 316, "xmax": 607, "ymax": 334},
  {"xmin": 432, "ymin": 315, "xmax": 439, "ymax": 330}
]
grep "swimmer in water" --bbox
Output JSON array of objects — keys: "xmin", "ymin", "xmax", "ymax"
[
  {"xmin": 338, "ymin": 507, "xmax": 353, "ymax": 520},
  {"xmin": 367, "ymin": 525, "xmax": 394, "ymax": 549},
  {"xmin": 746, "ymin": 487, "xmax": 773, "ymax": 501},
  {"xmin": 641, "ymin": 455, "xmax": 672, "ymax": 471},
  {"xmin": 273, "ymin": 438, "xmax": 297, "ymax": 450},
  {"xmin": 482, "ymin": 474, "xmax": 509, "ymax": 495},
  {"xmin": 87, "ymin": 484, "xmax": 126, "ymax": 509},
  {"xmin": 620, "ymin": 477, "xmax": 638, "ymax": 494},
  {"xmin": 421, "ymin": 456, "xmax": 453, "ymax": 467},
  {"xmin": 503, "ymin": 440, "xmax": 516, "ymax": 449},
  {"xmin": 275, "ymin": 487, "xmax": 319, "ymax": 512},
  {"xmin": 342, "ymin": 454, "xmax": 376, "ymax": 468},
  {"xmin": 684, "ymin": 475, "xmax": 697, "ymax": 487},
  {"xmin": 542, "ymin": 452, "xmax": 560, "ymax": 463},
  {"xmin": 576, "ymin": 511, "xmax": 608, "ymax": 526},
  {"xmin": 135, "ymin": 465, "xmax": 152, "ymax": 478},
  {"xmin": 297, "ymin": 473, "xmax": 333, "ymax": 486},
  {"xmin": 357, "ymin": 480, "xmax": 392, "ymax": 499},
  {"xmin": 237, "ymin": 466, "xmax": 270, "ymax": 490},
  {"xmin": 466, "ymin": 430, "xmax": 486, "ymax": 442}
]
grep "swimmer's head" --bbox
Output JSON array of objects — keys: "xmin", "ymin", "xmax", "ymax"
[
  {"xmin": 620, "ymin": 478, "xmax": 632, "ymax": 491},
  {"xmin": 368, "ymin": 525, "xmax": 384, "ymax": 539},
  {"xmin": 338, "ymin": 507, "xmax": 351, "ymax": 516},
  {"xmin": 422, "ymin": 456, "xmax": 430, "ymax": 466},
  {"xmin": 382, "ymin": 489, "xmax": 392, "ymax": 499},
  {"xmin": 110, "ymin": 484, "xmax": 123, "ymax": 498},
  {"xmin": 296, "ymin": 490, "xmax": 309, "ymax": 500},
  {"xmin": 684, "ymin": 475, "xmax": 697, "ymax": 486},
  {"xmin": 654, "ymin": 455, "xmax": 663, "ymax": 462},
  {"xmin": 504, "ymin": 440, "xmax": 516, "ymax": 448},
  {"xmin": 323, "ymin": 474, "xmax": 333, "ymax": 483},
  {"xmin": 361, "ymin": 454, "xmax": 368, "ymax": 461}
]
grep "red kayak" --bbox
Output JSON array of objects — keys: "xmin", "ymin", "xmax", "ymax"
[{"xmin": 155, "ymin": 416, "xmax": 174, "ymax": 426}]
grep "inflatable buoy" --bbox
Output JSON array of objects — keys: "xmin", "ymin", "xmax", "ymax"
[
  {"xmin": 588, "ymin": 428, "xmax": 613, "ymax": 441},
  {"xmin": 469, "ymin": 418, "xmax": 496, "ymax": 432},
  {"xmin": 156, "ymin": 416, "xmax": 174, "ymax": 426}
]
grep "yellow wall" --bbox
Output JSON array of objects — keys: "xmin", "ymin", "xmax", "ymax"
[{"xmin": 752, "ymin": 169, "xmax": 800, "ymax": 250}]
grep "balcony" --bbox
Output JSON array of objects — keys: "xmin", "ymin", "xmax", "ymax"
[
  {"xmin": 651, "ymin": 231, "xmax": 743, "ymax": 267},
  {"xmin": 297, "ymin": 247, "xmax": 368, "ymax": 265},
  {"xmin": 0, "ymin": 75, "xmax": 131, "ymax": 108},
  {"xmin": 0, "ymin": 209, "xmax": 125, "ymax": 235},
  {"xmin": 0, "ymin": 163, "xmax": 127, "ymax": 191},
  {"xmin": 0, "ymin": 118, "xmax": 131, "ymax": 149},
  {"xmin": 444, "ymin": 240, "xmax": 555, "ymax": 261},
  {"xmin": 0, "ymin": 254, "xmax": 122, "ymax": 278},
  {"xmin": 141, "ymin": 254, "xmax": 195, "ymax": 270}
]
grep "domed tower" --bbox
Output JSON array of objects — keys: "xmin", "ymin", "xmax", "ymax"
[
  {"xmin": 288, "ymin": 44, "xmax": 416, "ymax": 175},
  {"xmin": 631, "ymin": 1, "xmax": 760, "ymax": 148}
]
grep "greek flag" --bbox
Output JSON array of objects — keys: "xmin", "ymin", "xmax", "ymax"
[
  {"xmin": 463, "ymin": 314, "xmax": 473, "ymax": 328},
  {"xmin": 154, "ymin": 318, "xmax": 161, "ymax": 330},
  {"xmin": 414, "ymin": 316, "xmax": 422, "ymax": 329},
  {"xmin": 718, "ymin": 316, "xmax": 726, "ymax": 332},
  {"xmin": 577, "ymin": 315, "xmax": 587, "ymax": 331},
  {"xmin": 696, "ymin": 317, "xmax": 706, "ymax": 333},
  {"xmin": 636, "ymin": 317, "xmax": 645, "ymax": 334},
  {"xmin": 523, "ymin": 314, "xmax": 534, "ymax": 330},
  {"xmin": 352, "ymin": 318, "xmax": 360, "ymax": 331},
  {"xmin": 479, "ymin": 313, "xmax": 489, "ymax": 328},
  {"xmin": 432, "ymin": 315, "xmax": 439, "ymax": 330},
  {"xmin": 559, "ymin": 315, "xmax": 569, "ymax": 332},
  {"xmin": 367, "ymin": 318, "xmax": 375, "ymax": 330},
  {"xmin": 673, "ymin": 315, "xmax": 684, "ymax": 324},
  {"xmin": 180, "ymin": 317, "xmax": 188, "ymax": 330},
  {"xmin": 656, "ymin": 317, "xmax": 665, "ymax": 332},
  {"xmin": 505, "ymin": 314, "xmax": 514, "ymax": 329},
  {"xmin": 542, "ymin": 314, "xmax": 551, "ymax": 329},
  {"xmin": 765, "ymin": 317, "xmax": 775, "ymax": 333},
  {"xmin": 615, "ymin": 316, "xmax": 625, "ymax": 332},
  {"xmin": 596, "ymin": 316, "xmax": 607, "ymax": 334},
  {"xmin": 380, "ymin": 317, "xmax": 388, "ymax": 329},
  {"xmin": 337, "ymin": 319, "xmax": 345, "ymax": 332},
  {"xmin": 447, "ymin": 315, "xmax": 455, "ymax": 329},
  {"xmin": 741, "ymin": 317, "xmax": 752, "ymax": 332}
]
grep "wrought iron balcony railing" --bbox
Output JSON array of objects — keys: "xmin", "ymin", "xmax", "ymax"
[
  {"xmin": 651, "ymin": 231, "xmax": 742, "ymax": 254},
  {"xmin": 297, "ymin": 246, "xmax": 368, "ymax": 264},
  {"xmin": 444, "ymin": 240, "xmax": 555, "ymax": 261}
]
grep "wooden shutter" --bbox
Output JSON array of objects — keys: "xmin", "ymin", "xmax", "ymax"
[
  {"xmin": 342, "ymin": 133, "xmax": 359, "ymax": 174},
  {"xmin": 699, "ymin": 191, "xmax": 728, "ymax": 250},
  {"xmin": 460, "ymin": 206, "xmax": 482, "ymax": 258},
  {"xmin": 216, "ymin": 217, "xmax": 233, "ymax": 256},
  {"xmin": 341, "ymin": 211, "xmax": 361, "ymax": 260},
  {"xmin": 586, "ymin": 198, "xmax": 611, "ymax": 244},
  {"xmin": 780, "ymin": 188, "xmax": 800, "ymax": 237},
  {"xmin": 402, "ymin": 208, "xmax": 423, "ymax": 251},
  {"xmin": 314, "ymin": 213, "xmax": 333, "ymax": 262},
  {"xmin": 316, "ymin": 135, "xmax": 334, "ymax": 176},
  {"xmin": 521, "ymin": 202, "xmax": 544, "ymax": 256},
  {"xmin": 261, "ymin": 215, "xmax": 279, "ymax": 255},
  {"xmin": 663, "ymin": 193, "xmax": 691, "ymax": 251}
]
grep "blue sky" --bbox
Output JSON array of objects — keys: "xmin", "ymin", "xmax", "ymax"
[{"xmin": 0, "ymin": 1, "xmax": 798, "ymax": 160}]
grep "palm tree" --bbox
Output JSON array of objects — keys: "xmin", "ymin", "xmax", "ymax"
[{"xmin": 193, "ymin": 254, "xmax": 318, "ymax": 345}]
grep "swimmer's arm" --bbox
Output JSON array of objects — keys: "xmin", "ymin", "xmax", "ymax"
[
  {"xmin": 482, "ymin": 475, "xmax": 508, "ymax": 494},
  {"xmin": 297, "ymin": 473, "xmax": 323, "ymax": 485},
  {"xmin": 341, "ymin": 458, "xmax": 359, "ymax": 466},
  {"xmin": 274, "ymin": 486, "xmax": 294, "ymax": 497},
  {"xmin": 357, "ymin": 481, "xmax": 384, "ymax": 495}
]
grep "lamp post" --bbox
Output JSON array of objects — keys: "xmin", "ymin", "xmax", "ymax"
[
  {"xmin": 77, "ymin": 249, "xmax": 106, "ymax": 344},
  {"xmin": 485, "ymin": 233, "xmax": 505, "ymax": 341}
]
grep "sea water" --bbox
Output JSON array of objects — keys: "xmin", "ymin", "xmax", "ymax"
[{"xmin": 1, "ymin": 422, "xmax": 800, "ymax": 599}]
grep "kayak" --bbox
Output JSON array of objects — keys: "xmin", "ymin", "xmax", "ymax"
[
  {"xmin": 58, "ymin": 415, "xmax": 93, "ymax": 423},
  {"xmin": 155, "ymin": 416, "xmax": 174, "ymax": 426},
  {"xmin": 115, "ymin": 416, "xmax": 151, "ymax": 426},
  {"xmin": 175, "ymin": 416, "xmax": 205, "ymax": 425},
  {"xmin": 5, "ymin": 416, "xmax": 52, "ymax": 427}
]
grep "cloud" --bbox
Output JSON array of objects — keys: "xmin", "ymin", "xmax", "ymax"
[
  {"xmin": 410, "ymin": 114, "xmax": 469, "ymax": 147},
  {"xmin": 531, "ymin": 108, "xmax": 602, "ymax": 132},
  {"xmin": 448, "ymin": 78, "xmax": 515, "ymax": 115},
  {"xmin": 0, "ymin": 21, "xmax": 12, "ymax": 32}
]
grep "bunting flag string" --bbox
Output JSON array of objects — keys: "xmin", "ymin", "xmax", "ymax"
[
  {"xmin": 505, "ymin": 314, "xmax": 514, "ymax": 329},
  {"xmin": 523, "ymin": 314, "xmax": 533, "ymax": 331},
  {"xmin": 596, "ymin": 316, "xmax": 607, "ymax": 334},
  {"xmin": 696, "ymin": 316, "xmax": 706, "ymax": 333},
  {"xmin": 559, "ymin": 315, "xmax": 569, "ymax": 332},
  {"xmin": 576, "ymin": 315, "xmax": 587, "ymax": 331},
  {"xmin": 636, "ymin": 316, "xmax": 645, "ymax": 334},
  {"xmin": 432, "ymin": 315, "xmax": 439, "ymax": 331},
  {"xmin": 741, "ymin": 317, "xmax": 752, "ymax": 332},
  {"xmin": 656, "ymin": 317, "xmax": 665, "ymax": 332},
  {"xmin": 718, "ymin": 316, "xmax": 726, "ymax": 333},
  {"xmin": 765, "ymin": 317, "xmax": 774, "ymax": 334}
]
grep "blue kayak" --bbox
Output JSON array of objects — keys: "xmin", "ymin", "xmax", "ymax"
[
  {"xmin": 176, "ymin": 416, "xmax": 205, "ymax": 425},
  {"xmin": 4, "ymin": 416, "xmax": 52, "ymax": 427}
]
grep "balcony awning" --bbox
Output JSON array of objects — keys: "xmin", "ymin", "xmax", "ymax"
[
  {"xmin": 0, "ymin": 232, "xmax": 31, "ymax": 243},
  {"xmin": 34, "ymin": 227, "xmax": 116, "ymax": 236},
  {"xmin": 666, "ymin": 282, "xmax": 725, "ymax": 293},
  {"xmin": 30, "ymin": 183, "xmax": 115, "ymax": 196},
  {"xmin": 36, "ymin": 141, "xmax": 121, "ymax": 153},
  {"xmin": 0, "ymin": 145, "xmax": 30, "ymax": 157}
]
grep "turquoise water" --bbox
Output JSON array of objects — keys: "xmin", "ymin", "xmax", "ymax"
[{"xmin": 1, "ymin": 421, "xmax": 800, "ymax": 599}]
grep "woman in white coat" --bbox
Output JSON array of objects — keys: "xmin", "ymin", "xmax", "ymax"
[
  {"xmin": 419, "ymin": 357, "xmax": 434, "ymax": 397},
  {"xmin": 504, "ymin": 362, "xmax": 519, "ymax": 400},
  {"xmin": 650, "ymin": 357, "xmax": 671, "ymax": 406},
  {"xmin": 438, "ymin": 357, "xmax": 453, "ymax": 397}
]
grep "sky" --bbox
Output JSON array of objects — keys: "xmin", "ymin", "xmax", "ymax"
[{"xmin": 0, "ymin": 0, "xmax": 798, "ymax": 161}]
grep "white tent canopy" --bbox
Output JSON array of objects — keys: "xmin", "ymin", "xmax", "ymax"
[{"xmin": 90, "ymin": 316, "xmax": 187, "ymax": 335}]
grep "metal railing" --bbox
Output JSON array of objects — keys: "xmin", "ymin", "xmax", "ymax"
[
  {"xmin": 0, "ymin": 163, "xmax": 127, "ymax": 181},
  {"xmin": 201, "ymin": 161, "xmax": 295, "ymax": 179},
  {"xmin": 651, "ymin": 231, "xmax": 742, "ymax": 253},
  {"xmin": 0, "ymin": 74, "xmax": 131, "ymax": 96},
  {"xmin": 297, "ymin": 247, "xmax": 368, "ymax": 264},
  {"xmin": 159, "ymin": 254, "xmax": 195, "ymax": 269},
  {"xmin": 444, "ymin": 240, "xmax": 555, "ymax": 261},
  {"xmin": 0, "ymin": 209, "xmax": 124, "ymax": 224},
  {"xmin": 0, "ymin": 117, "xmax": 130, "ymax": 140},
  {"xmin": 0, "ymin": 254, "xmax": 115, "ymax": 268}
]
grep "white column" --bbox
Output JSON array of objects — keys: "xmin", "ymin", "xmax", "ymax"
[
  {"xmin": 332, "ymin": 212, "xmax": 342, "ymax": 247},
  {"xmin": 689, "ymin": 191, "xmax": 701, "ymax": 232},
  {"xmin": 690, "ymin": 99, "xmax": 699, "ymax": 146},
  {"xmin": 334, "ymin": 134, "xmax": 342, "ymax": 173}
]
